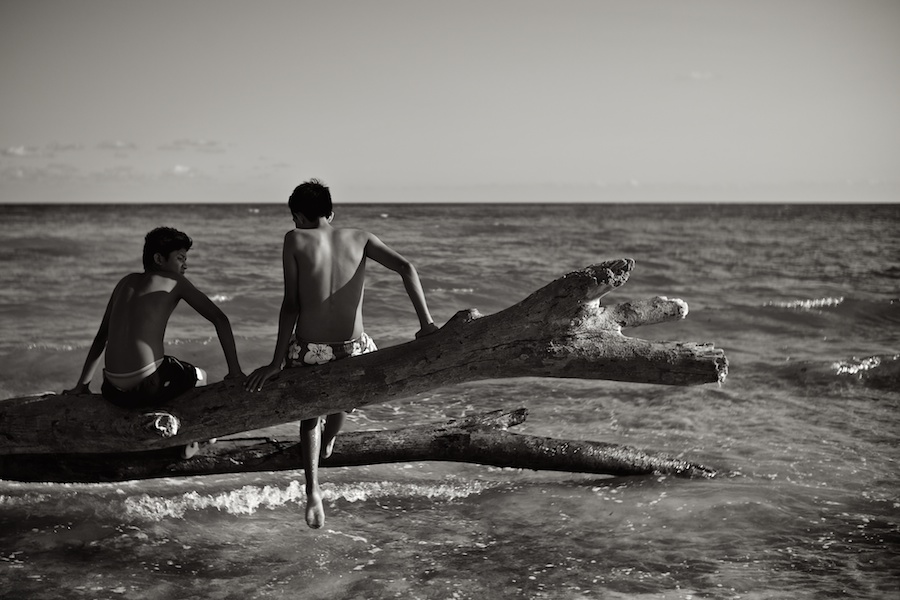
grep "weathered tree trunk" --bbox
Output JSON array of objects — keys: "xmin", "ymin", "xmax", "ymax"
[
  {"xmin": 0, "ymin": 259, "xmax": 728, "ymax": 455},
  {"xmin": 0, "ymin": 409, "xmax": 716, "ymax": 482}
]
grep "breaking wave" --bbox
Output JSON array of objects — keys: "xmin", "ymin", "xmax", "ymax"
[
  {"xmin": 1, "ymin": 480, "xmax": 500, "ymax": 523},
  {"xmin": 767, "ymin": 353, "xmax": 900, "ymax": 392},
  {"xmin": 763, "ymin": 297, "xmax": 844, "ymax": 310},
  {"xmin": 430, "ymin": 287, "xmax": 476, "ymax": 294},
  {"xmin": 125, "ymin": 480, "xmax": 497, "ymax": 521},
  {"xmin": 831, "ymin": 354, "xmax": 900, "ymax": 390}
]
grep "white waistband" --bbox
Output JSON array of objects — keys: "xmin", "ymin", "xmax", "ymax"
[{"xmin": 104, "ymin": 358, "xmax": 164, "ymax": 390}]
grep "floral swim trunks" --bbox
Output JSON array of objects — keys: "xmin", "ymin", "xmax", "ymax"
[{"xmin": 285, "ymin": 331, "xmax": 378, "ymax": 368}]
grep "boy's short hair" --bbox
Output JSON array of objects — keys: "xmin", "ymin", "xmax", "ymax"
[
  {"xmin": 288, "ymin": 179, "xmax": 332, "ymax": 221},
  {"xmin": 143, "ymin": 227, "xmax": 193, "ymax": 271}
]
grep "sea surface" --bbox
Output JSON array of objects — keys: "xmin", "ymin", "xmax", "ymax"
[{"xmin": 0, "ymin": 200, "xmax": 898, "ymax": 599}]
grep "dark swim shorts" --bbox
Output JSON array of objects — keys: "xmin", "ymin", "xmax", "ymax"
[{"xmin": 101, "ymin": 356, "xmax": 200, "ymax": 409}]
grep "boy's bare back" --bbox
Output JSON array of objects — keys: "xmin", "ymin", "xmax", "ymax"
[
  {"xmin": 104, "ymin": 271, "xmax": 184, "ymax": 374},
  {"xmin": 286, "ymin": 222, "xmax": 430, "ymax": 343},
  {"xmin": 287, "ymin": 226, "xmax": 370, "ymax": 342}
]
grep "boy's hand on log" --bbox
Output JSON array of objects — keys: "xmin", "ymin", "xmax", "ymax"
[{"xmin": 245, "ymin": 363, "xmax": 281, "ymax": 392}]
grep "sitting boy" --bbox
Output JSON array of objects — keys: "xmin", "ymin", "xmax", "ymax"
[
  {"xmin": 64, "ymin": 227, "xmax": 244, "ymax": 456},
  {"xmin": 245, "ymin": 179, "xmax": 439, "ymax": 529}
]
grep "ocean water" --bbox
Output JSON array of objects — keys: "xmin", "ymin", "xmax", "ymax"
[{"xmin": 0, "ymin": 200, "xmax": 898, "ymax": 599}]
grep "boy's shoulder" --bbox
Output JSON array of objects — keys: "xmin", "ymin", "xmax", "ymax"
[
  {"xmin": 115, "ymin": 270, "xmax": 183, "ymax": 292},
  {"xmin": 335, "ymin": 226, "xmax": 371, "ymax": 239},
  {"xmin": 115, "ymin": 271, "xmax": 146, "ymax": 288},
  {"xmin": 286, "ymin": 226, "xmax": 372, "ymax": 242}
]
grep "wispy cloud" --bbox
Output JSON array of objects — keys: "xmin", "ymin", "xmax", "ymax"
[
  {"xmin": 161, "ymin": 138, "xmax": 228, "ymax": 153},
  {"xmin": 3, "ymin": 146, "xmax": 38, "ymax": 157},
  {"xmin": 249, "ymin": 157, "xmax": 292, "ymax": 176},
  {"xmin": 0, "ymin": 163, "xmax": 80, "ymax": 181},
  {"xmin": 168, "ymin": 164, "xmax": 198, "ymax": 178},
  {"xmin": 93, "ymin": 164, "xmax": 143, "ymax": 182},
  {"xmin": 98, "ymin": 140, "xmax": 139, "ymax": 152},
  {"xmin": 677, "ymin": 70, "xmax": 718, "ymax": 82},
  {"xmin": 46, "ymin": 142, "xmax": 84, "ymax": 153}
]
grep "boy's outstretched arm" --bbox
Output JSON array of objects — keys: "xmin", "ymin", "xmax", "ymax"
[
  {"xmin": 365, "ymin": 234, "xmax": 438, "ymax": 338},
  {"xmin": 245, "ymin": 236, "xmax": 300, "ymax": 391},
  {"xmin": 179, "ymin": 278, "xmax": 244, "ymax": 379},
  {"xmin": 63, "ymin": 288, "xmax": 114, "ymax": 395}
]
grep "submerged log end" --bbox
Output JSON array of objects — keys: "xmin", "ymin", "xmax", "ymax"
[
  {"xmin": 468, "ymin": 431, "xmax": 717, "ymax": 479},
  {"xmin": 595, "ymin": 442, "xmax": 719, "ymax": 479}
]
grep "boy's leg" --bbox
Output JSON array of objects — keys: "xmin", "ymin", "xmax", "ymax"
[
  {"xmin": 320, "ymin": 412, "xmax": 346, "ymax": 459},
  {"xmin": 317, "ymin": 333, "xmax": 376, "ymax": 460},
  {"xmin": 300, "ymin": 417, "xmax": 325, "ymax": 529}
]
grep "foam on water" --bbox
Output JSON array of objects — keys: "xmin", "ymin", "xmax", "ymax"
[
  {"xmin": 832, "ymin": 354, "xmax": 887, "ymax": 376},
  {"xmin": 125, "ymin": 479, "xmax": 497, "ymax": 521},
  {"xmin": 832, "ymin": 353, "xmax": 900, "ymax": 390},
  {"xmin": 429, "ymin": 287, "xmax": 476, "ymax": 294},
  {"xmin": 2, "ymin": 479, "xmax": 501, "ymax": 523},
  {"xmin": 764, "ymin": 296, "xmax": 845, "ymax": 310}
]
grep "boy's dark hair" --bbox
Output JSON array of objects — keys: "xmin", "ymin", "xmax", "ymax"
[
  {"xmin": 142, "ymin": 227, "xmax": 193, "ymax": 271},
  {"xmin": 288, "ymin": 179, "xmax": 332, "ymax": 221}
]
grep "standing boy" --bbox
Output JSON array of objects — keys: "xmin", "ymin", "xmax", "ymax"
[
  {"xmin": 245, "ymin": 179, "xmax": 439, "ymax": 529},
  {"xmin": 64, "ymin": 227, "xmax": 244, "ymax": 456}
]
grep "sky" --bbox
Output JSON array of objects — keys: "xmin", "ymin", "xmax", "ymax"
[{"xmin": 1, "ymin": 0, "xmax": 898, "ymax": 203}]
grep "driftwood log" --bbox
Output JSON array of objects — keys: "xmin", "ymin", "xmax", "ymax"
[
  {"xmin": 0, "ymin": 409, "xmax": 717, "ymax": 483},
  {"xmin": 0, "ymin": 259, "xmax": 728, "ymax": 456}
]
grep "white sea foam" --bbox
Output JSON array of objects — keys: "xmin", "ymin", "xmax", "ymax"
[
  {"xmin": 125, "ymin": 481, "xmax": 304, "ymax": 519},
  {"xmin": 25, "ymin": 342, "xmax": 82, "ymax": 352},
  {"xmin": 123, "ymin": 480, "xmax": 495, "ymax": 521},
  {"xmin": 831, "ymin": 355, "xmax": 898, "ymax": 377},
  {"xmin": 764, "ymin": 297, "xmax": 844, "ymax": 310},
  {"xmin": 0, "ymin": 492, "xmax": 53, "ymax": 507},
  {"xmin": 335, "ymin": 480, "xmax": 494, "ymax": 503},
  {"xmin": 430, "ymin": 288, "xmax": 476, "ymax": 294},
  {"xmin": 209, "ymin": 294, "xmax": 233, "ymax": 303}
]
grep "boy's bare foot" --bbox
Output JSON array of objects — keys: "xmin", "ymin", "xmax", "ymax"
[
  {"xmin": 320, "ymin": 412, "xmax": 344, "ymax": 460},
  {"xmin": 321, "ymin": 435, "xmax": 336, "ymax": 459},
  {"xmin": 181, "ymin": 438, "xmax": 217, "ymax": 460},
  {"xmin": 182, "ymin": 442, "xmax": 200, "ymax": 459},
  {"xmin": 305, "ymin": 487, "xmax": 325, "ymax": 529}
]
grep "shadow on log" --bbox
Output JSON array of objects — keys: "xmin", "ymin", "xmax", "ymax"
[
  {"xmin": 0, "ymin": 259, "xmax": 729, "ymax": 456},
  {"xmin": 0, "ymin": 409, "xmax": 716, "ymax": 483}
]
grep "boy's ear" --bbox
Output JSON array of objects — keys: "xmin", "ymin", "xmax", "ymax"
[
  {"xmin": 327, "ymin": 212, "xmax": 334, "ymax": 223},
  {"xmin": 153, "ymin": 252, "xmax": 165, "ymax": 266}
]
